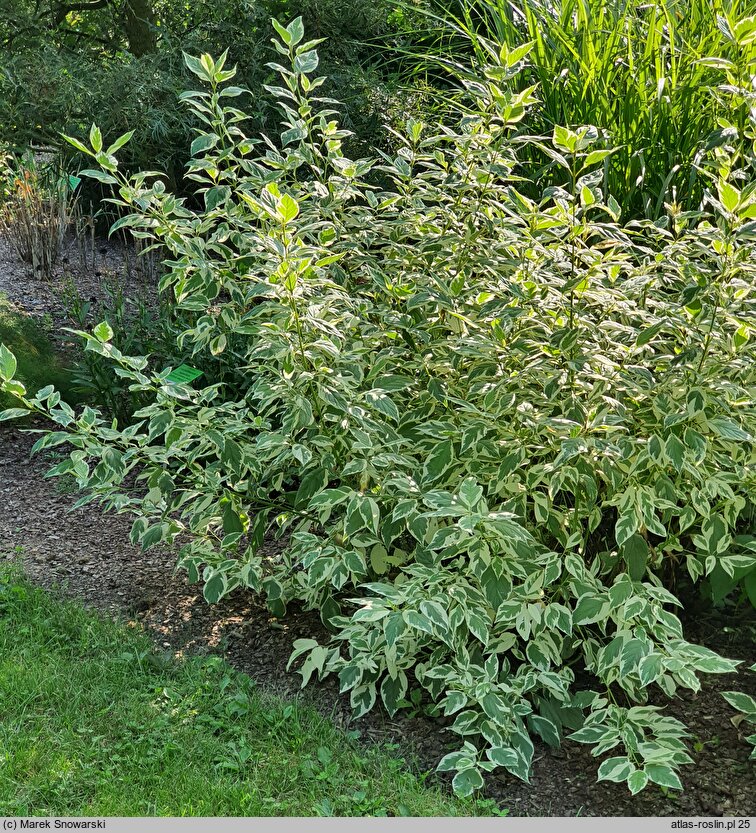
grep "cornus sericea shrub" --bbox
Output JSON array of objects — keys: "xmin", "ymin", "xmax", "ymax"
[
  {"xmin": 1, "ymin": 18, "xmax": 755, "ymax": 796},
  {"xmin": 723, "ymin": 663, "xmax": 756, "ymax": 761}
]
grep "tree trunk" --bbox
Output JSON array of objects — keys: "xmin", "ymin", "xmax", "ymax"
[{"xmin": 122, "ymin": 0, "xmax": 156, "ymax": 56}]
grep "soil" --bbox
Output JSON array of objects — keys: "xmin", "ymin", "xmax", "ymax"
[
  {"xmin": 0, "ymin": 235, "xmax": 754, "ymax": 817},
  {"xmin": 0, "ymin": 233, "xmax": 159, "ymax": 342}
]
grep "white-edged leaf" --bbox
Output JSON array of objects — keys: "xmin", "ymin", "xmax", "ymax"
[
  {"xmin": 451, "ymin": 767, "xmax": 484, "ymax": 796},
  {"xmin": 598, "ymin": 756, "xmax": 635, "ymax": 782}
]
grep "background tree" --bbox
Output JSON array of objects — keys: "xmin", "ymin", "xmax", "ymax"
[{"xmin": 1, "ymin": 0, "xmax": 157, "ymax": 55}]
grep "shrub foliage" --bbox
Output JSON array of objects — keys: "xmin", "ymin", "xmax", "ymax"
[{"xmin": 2, "ymin": 18, "xmax": 755, "ymax": 796}]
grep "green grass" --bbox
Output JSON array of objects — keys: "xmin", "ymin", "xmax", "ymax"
[
  {"xmin": 0, "ymin": 566, "xmax": 503, "ymax": 817},
  {"xmin": 400, "ymin": 0, "xmax": 755, "ymax": 219},
  {"xmin": 0, "ymin": 295, "xmax": 75, "ymax": 408}
]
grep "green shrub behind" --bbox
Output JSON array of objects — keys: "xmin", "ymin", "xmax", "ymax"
[{"xmin": 0, "ymin": 0, "xmax": 408, "ymax": 191}]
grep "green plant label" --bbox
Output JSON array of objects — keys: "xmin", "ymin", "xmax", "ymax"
[{"xmin": 165, "ymin": 364, "xmax": 203, "ymax": 385}]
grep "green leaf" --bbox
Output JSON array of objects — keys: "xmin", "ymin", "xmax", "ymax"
[
  {"xmin": 569, "ymin": 725, "xmax": 607, "ymax": 744},
  {"xmin": 466, "ymin": 610, "xmax": 490, "ymax": 645},
  {"xmin": 191, "ymin": 133, "xmax": 219, "ymax": 156},
  {"xmin": 286, "ymin": 638, "xmax": 319, "ymax": 670},
  {"xmin": 451, "ymin": 767, "xmax": 484, "ymax": 797},
  {"xmin": 404, "ymin": 610, "xmax": 434, "ymax": 637},
  {"xmin": 708, "ymin": 417, "xmax": 752, "ymax": 442},
  {"xmin": 615, "ymin": 509, "xmax": 640, "ymax": 546},
  {"xmin": 93, "ymin": 321, "xmax": 114, "ymax": 342},
  {"xmin": 222, "ymin": 504, "xmax": 244, "ymax": 535},
  {"xmin": 203, "ymin": 573, "xmax": 225, "ymax": 604},
  {"xmin": 664, "ymin": 433, "xmax": 684, "ymax": 470},
  {"xmin": 628, "ymin": 769, "xmax": 649, "ymax": 794},
  {"xmin": 580, "ymin": 185, "xmax": 595, "ymax": 207},
  {"xmin": 296, "ymin": 468, "xmax": 329, "ymax": 508},
  {"xmin": 621, "ymin": 535, "xmax": 648, "ymax": 581},
  {"xmin": 338, "ymin": 665, "xmax": 362, "ymax": 693},
  {"xmin": 369, "ymin": 543, "xmax": 391, "ymax": 575},
  {"xmin": 553, "ymin": 125, "xmax": 577, "ymax": 153},
  {"xmin": 423, "ymin": 439, "xmax": 455, "ymax": 484},
  {"xmin": 645, "ymin": 764, "xmax": 682, "ymax": 791},
  {"xmin": 636, "ymin": 321, "xmax": 665, "ymax": 347},
  {"xmin": 607, "ymin": 194, "xmax": 621, "ymax": 220},
  {"xmin": 383, "ymin": 612, "xmax": 405, "ymax": 648},
  {"xmin": 271, "ymin": 18, "xmax": 292, "ymax": 46},
  {"xmin": 598, "ymin": 756, "xmax": 635, "ymax": 783},
  {"xmin": 200, "ymin": 53, "xmax": 216, "ymax": 79},
  {"xmin": 721, "ymin": 691, "xmax": 756, "ymax": 717},
  {"xmin": 89, "ymin": 124, "xmax": 102, "ymax": 153},
  {"xmin": 526, "ymin": 640, "xmax": 551, "ymax": 671},
  {"xmin": 437, "ymin": 749, "xmax": 475, "ymax": 772},
  {"xmin": 638, "ymin": 653, "xmax": 664, "ymax": 687},
  {"xmin": 206, "ymin": 186, "xmax": 230, "ymax": 211},
  {"xmin": 351, "ymin": 684, "xmax": 378, "ymax": 718},
  {"xmin": 481, "ymin": 692, "xmax": 508, "ymax": 725},
  {"xmin": 608, "ymin": 578, "xmax": 633, "ymax": 608},
  {"xmin": 573, "ymin": 595, "xmax": 608, "ymax": 625},
  {"xmin": 718, "ymin": 180, "xmax": 740, "ymax": 213},
  {"xmin": 0, "ymin": 344, "xmax": 17, "ymax": 381},
  {"xmin": 221, "ymin": 438, "xmax": 243, "ymax": 474},
  {"xmin": 486, "ymin": 746, "xmax": 519, "ymax": 768},
  {"xmin": 584, "ymin": 148, "xmax": 616, "ymax": 167},
  {"xmin": 63, "ymin": 134, "xmax": 92, "ymax": 156},
  {"xmin": 286, "ymin": 16, "xmax": 305, "ymax": 46},
  {"xmin": 106, "ymin": 130, "xmax": 134, "ymax": 156},
  {"xmin": 529, "ymin": 714, "xmax": 560, "ymax": 747},
  {"xmin": 620, "ymin": 638, "xmax": 648, "ymax": 676},
  {"xmin": 0, "ymin": 408, "xmax": 30, "ymax": 421},
  {"xmin": 300, "ymin": 645, "xmax": 329, "ymax": 688},
  {"xmin": 80, "ymin": 169, "xmax": 118, "ymax": 185},
  {"xmin": 183, "ymin": 52, "xmax": 210, "ymax": 79},
  {"xmin": 420, "ymin": 600, "xmax": 449, "ymax": 632},
  {"xmin": 277, "ymin": 193, "xmax": 299, "ymax": 223},
  {"xmin": 359, "ymin": 497, "xmax": 380, "ymax": 535},
  {"xmin": 293, "ymin": 49, "xmax": 319, "ymax": 74},
  {"xmin": 373, "ymin": 375, "xmax": 414, "ymax": 392},
  {"xmin": 699, "ymin": 514, "xmax": 729, "ymax": 556},
  {"xmin": 380, "ymin": 672, "xmax": 407, "ymax": 717},
  {"xmin": 365, "ymin": 389, "xmax": 400, "ymax": 422}
]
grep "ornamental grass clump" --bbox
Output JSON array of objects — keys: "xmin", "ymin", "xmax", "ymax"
[
  {"xmin": 401, "ymin": 0, "xmax": 756, "ymax": 219},
  {"xmin": 1, "ymin": 17, "xmax": 755, "ymax": 797},
  {"xmin": 0, "ymin": 152, "xmax": 75, "ymax": 279}
]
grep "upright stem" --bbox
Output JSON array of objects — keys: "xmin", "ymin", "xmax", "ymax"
[
  {"xmin": 281, "ymin": 222, "xmax": 322, "ymax": 420},
  {"xmin": 697, "ymin": 232, "xmax": 730, "ymax": 374}
]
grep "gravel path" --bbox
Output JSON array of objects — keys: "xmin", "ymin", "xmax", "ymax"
[{"xmin": 0, "ymin": 233, "xmax": 159, "ymax": 338}]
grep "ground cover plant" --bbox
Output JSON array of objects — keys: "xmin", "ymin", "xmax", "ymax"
[
  {"xmin": 0, "ymin": 296, "xmax": 74, "ymax": 410},
  {"xmin": 723, "ymin": 663, "xmax": 756, "ymax": 760},
  {"xmin": 1, "ymin": 15, "xmax": 755, "ymax": 799},
  {"xmin": 0, "ymin": 565, "xmax": 497, "ymax": 816}
]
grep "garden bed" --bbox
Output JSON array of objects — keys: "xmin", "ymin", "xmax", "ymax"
[
  {"xmin": 2, "ymin": 2, "xmax": 756, "ymax": 817},
  {"xmin": 1, "ymin": 421, "xmax": 753, "ymax": 817}
]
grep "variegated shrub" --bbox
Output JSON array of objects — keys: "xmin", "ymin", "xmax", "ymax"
[{"xmin": 2, "ymin": 17, "xmax": 755, "ymax": 797}]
